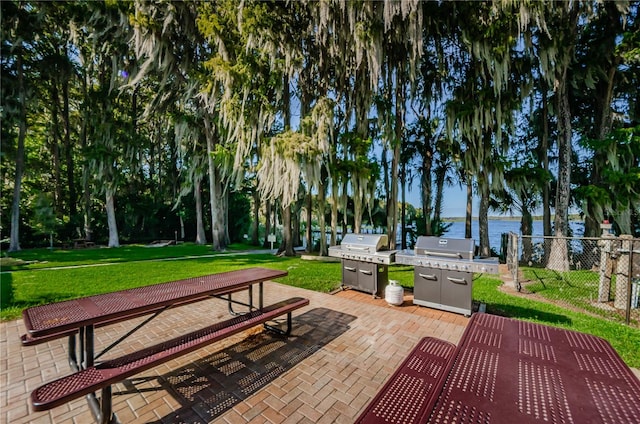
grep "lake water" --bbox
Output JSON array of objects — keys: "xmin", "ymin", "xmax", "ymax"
[{"xmin": 440, "ymin": 219, "xmax": 585, "ymax": 252}]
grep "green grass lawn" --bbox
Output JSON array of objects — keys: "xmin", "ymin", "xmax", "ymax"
[
  {"xmin": 520, "ymin": 266, "xmax": 639, "ymax": 326},
  {"xmin": 2, "ymin": 244, "xmax": 639, "ymax": 367},
  {"xmin": 0, "ymin": 242, "xmax": 259, "ymax": 271},
  {"xmin": 472, "ymin": 275, "xmax": 640, "ymax": 367}
]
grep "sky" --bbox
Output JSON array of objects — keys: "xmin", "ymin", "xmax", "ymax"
[{"xmin": 404, "ymin": 184, "xmax": 470, "ymax": 218}]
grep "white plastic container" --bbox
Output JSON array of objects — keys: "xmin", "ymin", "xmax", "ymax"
[{"xmin": 385, "ymin": 280, "xmax": 404, "ymax": 306}]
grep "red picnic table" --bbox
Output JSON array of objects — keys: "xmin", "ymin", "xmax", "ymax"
[
  {"xmin": 21, "ymin": 267, "xmax": 309, "ymax": 424},
  {"xmin": 358, "ymin": 313, "xmax": 640, "ymax": 424}
]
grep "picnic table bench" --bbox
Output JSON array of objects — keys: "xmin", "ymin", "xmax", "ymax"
[
  {"xmin": 358, "ymin": 313, "xmax": 640, "ymax": 424},
  {"xmin": 355, "ymin": 336, "xmax": 456, "ymax": 423},
  {"xmin": 21, "ymin": 267, "xmax": 308, "ymax": 424},
  {"xmin": 73, "ymin": 239, "xmax": 95, "ymax": 248}
]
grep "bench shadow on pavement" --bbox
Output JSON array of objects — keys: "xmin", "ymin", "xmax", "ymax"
[{"xmin": 127, "ymin": 308, "xmax": 355, "ymax": 423}]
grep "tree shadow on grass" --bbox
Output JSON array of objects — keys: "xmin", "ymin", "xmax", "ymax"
[
  {"xmin": 122, "ymin": 307, "xmax": 356, "ymax": 423},
  {"xmin": 485, "ymin": 302, "xmax": 573, "ymax": 325},
  {"xmin": 0, "ymin": 272, "xmax": 14, "ymax": 310}
]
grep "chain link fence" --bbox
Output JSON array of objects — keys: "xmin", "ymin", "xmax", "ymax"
[{"xmin": 506, "ymin": 232, "xmax": 640, "ymax": 327}]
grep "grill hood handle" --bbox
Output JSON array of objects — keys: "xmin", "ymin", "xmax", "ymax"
[
  {"xmin": 345, "ymin": 245, "xmax": 372, "ymax": 252},
  {"xmin": 423, "ymin": 250, "xmax": 463, "ymax": 259}
]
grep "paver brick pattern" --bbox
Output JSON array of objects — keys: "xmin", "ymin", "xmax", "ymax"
[{"xmin": 1, "ymin": 282, "xmax": 467, "ymax": 423}]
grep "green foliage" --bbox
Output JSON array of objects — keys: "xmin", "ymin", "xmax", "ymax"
[
  {"xmin": 414, "ymin": 210, "xmax": 451, "ymax": 237},
  {"xmin": 2, "ymin": 1, "xmax": 640, "ymax": 254},
  {"xmin": 228, "ymin": 191, "xmax": 251, "ymax": 243},
  {"xmin": 576, "ymin": 126, "xmax": 640, "ymax": 235},
  {"xmin": 31, "ymin": 192, "xmax": 59, "ymax": 236}
]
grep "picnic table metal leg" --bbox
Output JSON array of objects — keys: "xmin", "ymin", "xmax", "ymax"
[
  {"xmin": 100, "ymin": 386, "xmax": 115, "ymax": 424},
  {"xmin": 68, "ymin": 333, "xmax": 79, "ymax": 370},
  {"xmin": 264, "ymin": 312, "xmax": 293, "ymax": 336},
  {"xmin": 68, "ymin": 327, "xmax": 93, "ymax": 370},
  {"xmin": 84, "ymin": 325, "xmax": 94, "ymax": 368},
  {"xmin": 71, "ymin": 325, "xmax": 118, "ymax": 424},
  {"xmin": 227, "ymin": 293, "xmax": 241, "ymax": 315},
  {"xmin": 83, "ymin": 387, "xmax": 119, "ymax": 424},
  {"xmin": 227, "ymin": 283, "xmax": 258, "ymax": 315},
  {"xmin": 75, "ymin": 325, "xmax": 95, "ymax": 369}
]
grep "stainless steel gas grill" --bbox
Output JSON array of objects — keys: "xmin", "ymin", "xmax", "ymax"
[
  {"xmin": 395, "ymin": 236, "xmax": 499, "ymax": 316},
  {"xmin": 328, "ymin": 233, "xmax": 397, "ymax": 298}
]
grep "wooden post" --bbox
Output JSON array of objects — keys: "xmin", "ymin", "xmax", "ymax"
[{"xmin": 614, "ymin": 235, "xmax": 633, "ymax": 310}]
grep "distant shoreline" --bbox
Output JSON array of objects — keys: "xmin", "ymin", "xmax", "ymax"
[{"xmin": 442, "ymin": 215, "xmax": 583, "ymax": 222}]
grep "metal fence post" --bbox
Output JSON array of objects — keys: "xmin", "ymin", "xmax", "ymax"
[
  {"xmin": 597, "ymin": 222, "xmax": 614, "ymax": 302},
  {"xmin": 628, "ymin": 240, "xmax": 640, "ymax": 325}
]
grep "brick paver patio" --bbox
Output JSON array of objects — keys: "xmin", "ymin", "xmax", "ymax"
[{"xmin": 1, "ymin": 282, "xmax": 468, "ymax": 424}]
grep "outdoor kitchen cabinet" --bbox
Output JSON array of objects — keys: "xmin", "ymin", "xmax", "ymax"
[
  {"xmin": 341, "ymin": 259, "xmax": 389, "ymax": 298},
  {"xmin": 413, "ymin": 266, "xmax": 473, "ymax": 316}
]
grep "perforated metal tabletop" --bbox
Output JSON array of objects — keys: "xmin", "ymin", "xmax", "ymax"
[
  {"xmin": 425, "ymin": 313, "xmax": 640, "ymax": 424},
  {"xmin": 23, "ymin": 267, "xmax": 287, "ymax": 337}
]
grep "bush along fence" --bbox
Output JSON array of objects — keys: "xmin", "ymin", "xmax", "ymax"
[{"xmin": 505, "ymin": 228, "xmax": 640, "ymax": 327}]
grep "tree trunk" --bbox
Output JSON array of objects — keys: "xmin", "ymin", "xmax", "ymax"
[
  {"xmin": 341, "ymin": 178, "xmax": 348, "ymax": 236},
  {"xmin": 478, "ymin": 170, "xmax": 490, "ymax": 257},
  {"xmin": 353, "ymin": 182, "xmax": 363, "ymax": 234},
  {"xmin": 80, "ymin": 66, "xmax": 93, "ymax": 242},
  {"xmin": 223, "ymin": 189, "xmax": 230, "ymax": 246},
  {"xmin": 252, "ymin": 188, "xmax": 260, "ymax": 246},
  {"xmin": 541, "ymin": 84, "xmax": 552, "ymax": 237},
  {"xmin": 263, "ymin": 199, "xmax": 272, "ymax": 248},
  {"xmin": 280, "ymin": 204, "xmax": 295, "ymax": 256},
  {"xmin": 194, "ymin": 177, "xmax": 207, "ymax": 244},
  {"xmin": 465, "ymin": 177, "xmax": 473, "ymax": 239},
  {"xmin": 318, "ymin": 174, "xmax": 328, "ymax": 255},
  {"xmin": 387, "ymin": 68, "xmax": 403, "ymax": 250},
  {"xmin": 330, "ymin": 178, "xmax": 339, "ymax": 245},
  {"xmin": 204, "ymin": 117, "xmax": 226, "ymax": 251},
  {"xmin": 421, "ymin": 147, "xmax": 433, "ymax": 236},
  {"xmin": 105, "ymin": 188, "xmax": 120, "ymax": 247},
  {"xmin": 279, "ymin": 73, "xmax": 295, "ymax": 252},
  {"xmin": 49, "ymin": 79, "xmax": 64, "ymax": 214},
  {"xmin": 433, "ymin": 163, "xmax": 447, "ymax": 235},
  {"xmin": 292, "ymin": 200, "xmax": 301, "ymax": 247},
  {"xmin": 401, "ymin": 161, "xmax": 406, "ymax": 250},
  {"xmin": 548, "ymin": 5, "xmax": 578, "ymax": 271},
  {"xmin": 549, "ymin": 72, "xmax": 572, "ymax": 271},
  {"xmin": 62, "ymin": 70, "xmax": 76, "ymax": 217},
  {"xmin": 305, "ymin": 192, "xmax": 312, "ymax": 253},
  {"xmin": 9, "ymin": 50, "xmax": 26, "ymax": 252}
]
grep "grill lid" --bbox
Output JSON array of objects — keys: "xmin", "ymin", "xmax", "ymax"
[
  {"xmin": 414, "ymin": 236, "xmax": 474, "ymax": 260},
  {"xmin": 340, "ymin": 233, "xmax": 389, "ymax": 253}
]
